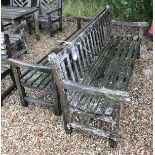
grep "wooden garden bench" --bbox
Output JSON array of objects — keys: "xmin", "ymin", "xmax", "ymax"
[
  {"xmin": 6, "ymin": 17, "xmax": 92, "ymax": 115},
  {"xmin": 49, "ymin": 6, "xmax": 148, "ymax": 147}
]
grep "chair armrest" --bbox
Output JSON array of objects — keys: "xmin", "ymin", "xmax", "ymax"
[
  {"xmin": 46, "ymin": 8, "xmax": 61, "ymax": 15},
  {"xmin": 112, "ymin": 20, "xmax": 149, "ymax": 28},
  {"xmin": 61, "ymin": 80, "xmax": 131, "ymax": 102},
  {"xmin": 6, "ymin": 58, "xmax": 51, "ymax": 73},
  {"xmin": 73, "ymin": 16, "xmax": 94, "ymax": 30}
]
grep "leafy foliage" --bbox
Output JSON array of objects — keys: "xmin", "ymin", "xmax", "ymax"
[{"xmin": 63, "ymin": 0, "xmax": 152, "ymax": 21}]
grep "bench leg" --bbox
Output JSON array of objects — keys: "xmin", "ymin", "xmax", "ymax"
[
  {"xmin": 50, "ymin": 82, "xmax": 62, "ymax": 116},
  {"xmin": 108, "ymin": 104, "xmax": 121, "ymax": 148},
  {"xmin": 63, "ymin": 111, "xmax": 73, "ymax": 134},
  {"xmin": 60, "ymin": 90, "xmax": 73, "ymax": 134},
  {"xmin": 12, "ymin": 66, "xmax": 28, "ymax": 107}
]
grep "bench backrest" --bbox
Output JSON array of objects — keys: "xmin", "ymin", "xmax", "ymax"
[
  {"xmin": 10, "ymin": 0, "xmax": 31, "ymax": 7},
  {"xmin": 37, "ymin": 0, "xmax": 62, "ymax": 16},
  {"xmin": 49, "ymin": 6, "xmax": 112, "ymax": 84}
]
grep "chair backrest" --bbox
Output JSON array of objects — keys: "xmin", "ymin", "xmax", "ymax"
[
  {"xmin": 37, "ymin": 0, "xmax": 62, "ymax": 15},
  {"xmin": 10, "ymin": 0, "xmax": 31, "ymax": 7},
  {"xmin": 1, "ymin": 32, "xmax": 12, "ymax": 59},
  {"xmin": 49, "ymin": 6, "xmax": 112, "ymax": 84}
]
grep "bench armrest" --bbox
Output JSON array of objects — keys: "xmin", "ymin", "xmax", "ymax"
[
  {"xmin": 46, "ymin": 8, "xmax": 62, "ymax": 15},
  {"xmin": 112, "ymin": 20, "xmax": 149, "ymax": 28},
  {"xmin": 61, "ymin": 80, "xmax": 131, "ymax": 102},
  {"xmin": 112, "ymin": 20, "xmax": 149, "ymax": 38},
  {"xmin": 73, "ymin": 16, "xmax": 94, "ymax": 30},
  {"xmin": 6, "ymin": 58, "xmax": 50, "ymax": 73}
]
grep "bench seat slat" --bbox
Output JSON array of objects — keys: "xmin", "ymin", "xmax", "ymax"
[
  {"xmin": 39, "ymin": 76, "xmax": 51, "ymax": 88},
  {"xmin": 21, "ymin": 58, "xmax": 49, "ymax": 83},
  {"xmin": 33, "ymin": 73, "xmax": 50, "ymax": 87},
  {"xmin": 99, "ymin": 38, "xmax": 129, "ymax": 88},
  {"xmin": 26, "ymin": 71, "xmax": 43, "ymax": 85},
  {"xmin": 70, "ymin": 94, "xmax": 118, "ymax": 117}
]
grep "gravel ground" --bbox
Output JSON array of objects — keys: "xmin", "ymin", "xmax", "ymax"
[{"xmin": 1, "ymin": 21, "xmax": 153, "ymax": 155}]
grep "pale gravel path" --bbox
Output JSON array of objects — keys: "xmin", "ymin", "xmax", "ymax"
[{"xmin": 1, "ymin": 21, "xmax": 153, "ymax": 154}]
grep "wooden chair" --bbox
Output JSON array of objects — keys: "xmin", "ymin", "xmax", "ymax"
[
  {"xmin": 1, "ymin": 33, "xmax": 16, "ymax": 104},
  {"xmin": 27, "ymin": 0, "xmax": 62, "ymax": 37},
  {"xmin": 2, "ymin": 0, "xmax": 32, "ymax": 35},
  {"xmin": 2, "ymin": 23, "xmax": 28, "ymax": 58}
]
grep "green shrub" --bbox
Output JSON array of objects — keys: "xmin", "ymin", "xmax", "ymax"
[{"xmin": 63, "ymin": 0, "xmax": 152, "ymax": 22}]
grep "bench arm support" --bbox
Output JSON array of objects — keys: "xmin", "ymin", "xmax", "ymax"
[
  {"xmin": 112, "ymin": 20, "xmax": 149, "ymax": 28},
  {"xmin": 112, "ymin": 20, "xmax": 149, "ymax": 38},
  {"xmin": 73, "ymin": 16, "xmax": 94, "ymax": 30},
  {"xmin": 61, "ymin": 80, "xmax": 131, "ymax": 102},
  {"xmin": 6, "ymin": 58, "xmax": 51, "ymax": 73}
]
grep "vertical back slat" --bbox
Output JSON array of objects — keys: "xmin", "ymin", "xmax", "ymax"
[
  {"xmin": 89, "ymin": 31, "xmax": 96, "ymax": 57},
  {"xmin": 79, "ymin": 42, "xmax": 88, "ymax": 71},
  {"xmin": 66, "ymin": 56, "xmax": 76, "ymax": 82}
]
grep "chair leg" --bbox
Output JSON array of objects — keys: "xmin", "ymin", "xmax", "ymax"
[
  {"xmin": 1, "ymin": 83, "xmax": 16, "ymax": 105},
  {"xmin": 59, "ymin": 19, "xmax": 62, "ymax": 31},
  {"xmin": 49, "ymin": 23, "xmax": 54, "ymax": 37},
  {"xmin": 12, "ymin": 66, "xmax": 28, "ymax": 107},
  {"xmin": 26, "ymin": 20, "xmax": 32, "ymax": 35},
  {"xmin": 39, "ymin": 24, "xmax": 42, "ymax": 29}
]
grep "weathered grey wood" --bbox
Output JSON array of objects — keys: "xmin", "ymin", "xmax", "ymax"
[
  {"xmin": 6, "ymin": 58, "xmax": 51, "ymax": 73},
  {"xmin": 49, "ymin": 5, "xmax": 146, "ymax": 147},
  {"xmin": 27, "ymin": 0, "xmax": 62, "ymax": 37},
  {"xmin": 34, "ymin": 10, "xmax": 40, "ymax": 40},
  {"xmin": 24, "ymin": 96, "xmax": 54, "ymax": 106},
  {"xmin": 70, "ymin": 122, "xmax": 112, "ymax": 137},
  {"xmin": 1, "ymin": 33, "xmax": 17, "ymax": 103},
  {"xmin": 61, "ymin": 80, "xmax": 130, "ymax": 102},
  {"xmin": 12, "ymin": 66, "xmax": 28, "ymax": 106},
  {"xmin": 10, "ymin": 0, "xmax": 31, "ymax": 7},
  {"xmin": 5, "ymin": 22, "xmax": 84, "ymax": 111},
  {"xmin": 2, "ymin": 6, "xmax": 40, "ymax": 40},
  {"xmin": 1, "ymin": 7, "xmax": 38, "ymax": 20}
]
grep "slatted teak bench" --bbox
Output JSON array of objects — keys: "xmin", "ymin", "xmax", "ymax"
[{"xmin": 49, "ymin": 6, "xmax": 148, "ymax": 147}]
